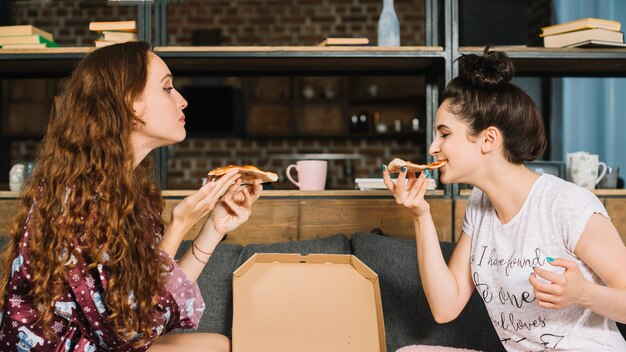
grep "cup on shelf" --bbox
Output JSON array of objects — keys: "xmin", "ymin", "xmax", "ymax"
[
  {"xmin": 569, "ymin": 153, "xmax": 607, "ymax": 190},
  {"xmin": 9, "ymin": 163, "xmax": 25, "ymax": 192},
  {"xmin": 286, "ymin": 160, "xmax": 327, "ymax": 190}
]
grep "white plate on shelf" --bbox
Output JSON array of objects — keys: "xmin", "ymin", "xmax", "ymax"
[{"xmin": 355, "ymin": 178, "xmax": 436, "ymax": 190}]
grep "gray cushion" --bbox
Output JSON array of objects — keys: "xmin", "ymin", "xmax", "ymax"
[
  {"xmin": 236, "ymin": 233, "xmax": 352, "ymax": 267},
  {"xmin": 174, "ymin": 241, "xmax": 243, "ymax": 338},
  {"xmin": 351, "ymin": 232, "xmax": 505, "ymax": 352}
]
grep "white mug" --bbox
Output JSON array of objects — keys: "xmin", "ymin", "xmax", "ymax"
[
  {"xmin": 570, "ymin": 154, "xmax": 607, "ymax": 190},
  {"xmin": 9, "ymin": 163, "xmax": 25, "ymax": 192}
]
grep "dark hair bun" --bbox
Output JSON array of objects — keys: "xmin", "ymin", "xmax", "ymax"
[{"xmin": 458, "ymin": 46, "xmax": 514, "ymax": 90}]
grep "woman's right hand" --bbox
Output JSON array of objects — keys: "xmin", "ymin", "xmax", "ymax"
[
  {"xmin": 382, "ymin": 165, "xmax": 431, "ymax": 218},
  {"xmin": 170, "ymin": 170, "xmax": 241, "ymax": 233}
]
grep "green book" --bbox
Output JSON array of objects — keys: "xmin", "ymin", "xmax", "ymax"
[{"xmin": 0, "ymin": 34, "xmax": 59, "ymax": 47}]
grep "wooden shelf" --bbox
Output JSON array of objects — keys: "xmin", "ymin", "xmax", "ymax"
[
  {"xmin": 154, "ymin": 46, "xmax": 446, "ymax": 75},
  {"xmin": 0, "ymin": 47, "xmax": 93, "ymax": 77},
  {"xmin": 0, "ymin": 46, "xmax": 446, "ymax": 77},
  {"xmin": 460, "ymin": 46, "xmax": 626, "ymax": 77}
]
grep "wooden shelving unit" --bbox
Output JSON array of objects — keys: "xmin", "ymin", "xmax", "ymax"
[
  {"xmin": 2, "ymin": 0, "xmax": 626, "ymax": 244},
  {"xmin": 2, "ymin": 0, "xmax": 626, "ymax": 194}
]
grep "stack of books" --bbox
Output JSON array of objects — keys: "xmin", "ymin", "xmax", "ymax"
[
  {"xmin": 89, "ymin": 20, "xmax": 137, "ymax": 47},
  {"xmin": 0, "ymin": 25, "xmax": 58, "ymax": 48},
  {"xmin": 355, "ymin": 178, "xmax": 436, "ymax": 191},
  {"xmin": 541, "ymin": 17, "xmax": 625, "ymax": 48}
]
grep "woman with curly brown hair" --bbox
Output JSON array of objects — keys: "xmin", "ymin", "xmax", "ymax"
[{"xmin": 0, "ymin": 41, "xmax": 259, "ymax": 351}]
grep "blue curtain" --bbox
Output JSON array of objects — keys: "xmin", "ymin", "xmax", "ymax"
[{"xmin": 553, "ymin": 0, "xmax": 626, "ymax": 174}]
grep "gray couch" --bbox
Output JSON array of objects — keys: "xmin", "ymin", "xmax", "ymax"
[
  {"xmin": 177, "ymin": 232, "xmax": 501, "ymax": 351},
  {"xmin": 176, "ymin": 231, "xmax": 626, "ymax": 351},
  {"xmin": 1, "ymin": 233, "xmax": 623, "ymax": 351}
]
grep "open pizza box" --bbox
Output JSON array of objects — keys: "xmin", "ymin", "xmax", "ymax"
[{"xmin": 232, "ymin": 253, "xmax": 386, "ymax": 352}]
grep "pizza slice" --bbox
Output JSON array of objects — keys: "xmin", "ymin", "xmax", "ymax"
[
  {"xmin": 387, "ymin": 158, "xmax": 447, "ymax": 173},
  {"xmin": 208, "ymin": 165, "xmax": 279, "ymax": 184}
]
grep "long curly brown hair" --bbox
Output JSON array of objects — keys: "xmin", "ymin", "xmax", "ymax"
[{"xmin": 0, "ymin": 42, "xmax": 169, "ymax": 346}]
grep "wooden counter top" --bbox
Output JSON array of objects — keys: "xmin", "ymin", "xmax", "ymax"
[
  {"xmin": 161, "ymin": 189, "xmax": 445, "ymax": 198},
  {"xmin": 3, "ymin": 189, "xmax": 626, "ymax": 245},
  {"xmin": 0, "ymin": 189, "xmax": 445, "ymax": 199},
  {"xmin": 5, "ymin": 188, "xmax": 626, "ymax": 199}
]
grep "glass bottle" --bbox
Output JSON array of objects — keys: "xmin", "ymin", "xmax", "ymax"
[{"xmin": 377, "ymin": 0, "xmax": 400, "ymax": 46}]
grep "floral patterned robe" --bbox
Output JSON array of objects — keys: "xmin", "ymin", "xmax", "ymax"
[{"xmin": 0, "ymin": 197, "xmax": 205, "ymax": 351}]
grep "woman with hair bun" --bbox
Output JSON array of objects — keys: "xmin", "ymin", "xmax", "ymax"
[
  {"xmin": 0, "ymin": 42, "xmax": 259, "ymax": 351},
  {"xmin": 384, "ymin": 47, "xmax": 626, "ymax": 351}
]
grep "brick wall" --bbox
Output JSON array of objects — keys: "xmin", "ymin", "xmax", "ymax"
[
  {"xmin": 10, "ymin": 0, "xmax": 425, "ymax": 46},
  {"xmin": 11, "ymin": 1, "xmax": 136, "ymax": 46},
  {"xmin": 169, "ymin": 137, "xmax": 423, "ymax": 189},
  {"xmin": 9, "ymin": 137, "xmax": 423, "ymax": 190},
  {"xmin": 7, "ymin": 0, "xmax": 426, "ymax": 189},
  {"xmin": 166, "ymin": 0, "xmax": 425, "ymax": 46}
]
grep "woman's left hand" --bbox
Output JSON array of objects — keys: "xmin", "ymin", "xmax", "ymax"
[
  {"xmin": 202, "ymin": 179, "xmax": 262, "ymax": 241},
  {"xmin": 529, "ymin": 258, "xmax": 590, "ymax": 309}
]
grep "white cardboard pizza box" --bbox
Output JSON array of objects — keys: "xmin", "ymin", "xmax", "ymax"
[{"xmin": 232, "ymin": 253, "xmax": 386, "ymax": 352}]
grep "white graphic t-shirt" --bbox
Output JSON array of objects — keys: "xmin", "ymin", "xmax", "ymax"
[{"xmin": 462, "ymin": 174, "xmax": 626, "ymax": 351}]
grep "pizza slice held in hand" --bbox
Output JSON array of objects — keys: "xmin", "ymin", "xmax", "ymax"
[
  {"xmin": 208, "ymin": 165, "xmax": 279, "ymax": 184},
  {"xmin": 387, "ymin": 158, "xmax": 447, "ymax": 173}
]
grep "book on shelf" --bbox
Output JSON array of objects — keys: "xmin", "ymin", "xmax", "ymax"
[
  {"xmin": 317, "ymin": 37, "xmax": 369, "ymax": 46},
  {"xmin": 0, "ymin": 25, "xmax": 53, "ymax": 42},
  {"xmin": 94, "ymin": 40, "xmax": 123, "ymax": 48},
  {"xmin": 0, "ymin": 43, "xmax": 47, "ymax": 49},
  {"xmin": 564, "ymin": 39, "xmax": 626, "ymax": 48},
  {"xmin": 543, "ymin": 28, "xmax": 623, "ymax": 48},
  {"xmin": 99, "ymin": 31, "xmax": 138, "ymax": 42},
  {"xmin": 0, "ymin": 34, "xmax": 58, "ymax": 47},
  {"xmin": 89, "ymin": 20, "xmax": 137, "ymax": 33},
  {"xmin": 541, "ymin": 17, "xmax": 621, "ymax": 37}
]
